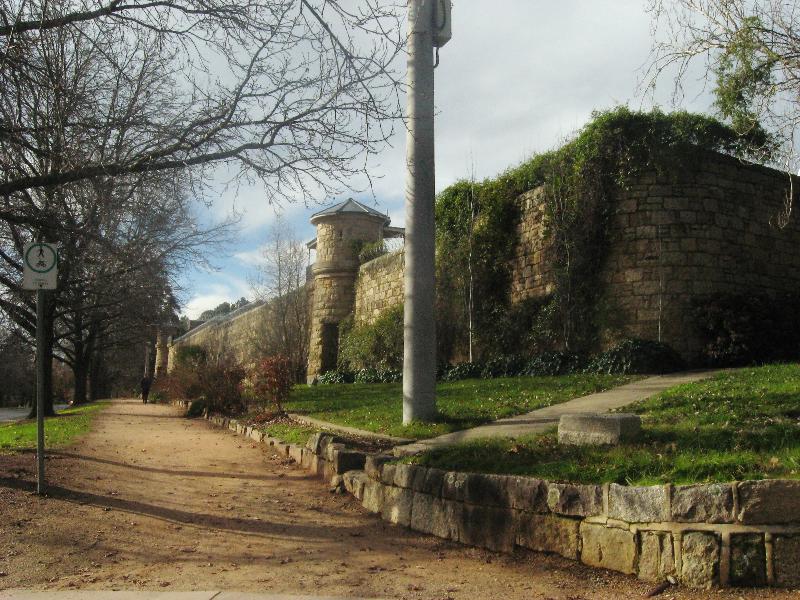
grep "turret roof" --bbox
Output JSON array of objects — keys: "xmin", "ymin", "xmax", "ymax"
[{"xmin": 310, "ymin": 198, "xmax": 389, "ymax": 223}]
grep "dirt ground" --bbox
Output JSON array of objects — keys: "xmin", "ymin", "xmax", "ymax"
[{"xmin": 0, "ymin": 400, "xmax": 793, "ymax": 599}]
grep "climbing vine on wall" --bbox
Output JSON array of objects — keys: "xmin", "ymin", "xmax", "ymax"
[{"xmin": 435, "ymin": 107, "xmax": 772, "ymax": 359}]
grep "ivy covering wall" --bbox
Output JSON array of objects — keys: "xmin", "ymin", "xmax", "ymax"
[
  {"xmin": 434, "ymin": 106, "xmax": 770, "ymax": 362},
  {"xmin": 338, "ymin": 107, "xmax": 772, "ymax": 370}
]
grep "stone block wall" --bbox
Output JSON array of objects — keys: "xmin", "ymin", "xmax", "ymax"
[
  {"xmin": 510, "ymin": 186, "xmax": 556, "ymax": 300},
  {"xmin": 206, "ymin": 418, "xmax": 800, "ymax": 590},
  {"xmin": 168, "ymin": 290, "xmax": 310, "ymax": 369},
  {"xmin": 354, "ymin": 250, "xmax": 404, "ymax": 324},
  {"xmin": 510, "ymin": 151, "xmax": 800, "ymax": 360}
]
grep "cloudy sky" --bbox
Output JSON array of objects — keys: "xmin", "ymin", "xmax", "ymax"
[{"xmin": 180, "ymin": 0, "xmax": 715, "ymax": 319}]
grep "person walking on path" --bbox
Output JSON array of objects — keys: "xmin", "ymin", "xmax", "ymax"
[{"xmin": 140, "ymin": 376, "xmax": 151, "ymax": 404}]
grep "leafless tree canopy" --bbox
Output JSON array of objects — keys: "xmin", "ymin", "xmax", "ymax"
[
  {"xmin": 248, "ymin": 216, "xmax": 309, "ymax": 381},
  {"xmin": 0, "ymin": 0, "xmax": 404, "ymax": 202},
  {"xmin": 645, "ymin": 0, "xmax": 800, "ymax": 170}
]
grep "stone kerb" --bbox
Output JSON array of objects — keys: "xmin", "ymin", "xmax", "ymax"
[
  {"xmin": 205, "ymin": 414, "xmax": 800, "ymax": 590},
  {"xmin": 558, "ymin": 412, "xmax": 641, "ymax": 446}
]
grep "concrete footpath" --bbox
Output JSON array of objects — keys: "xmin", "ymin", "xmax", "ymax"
[
  {"xmin": 395, "ymin": 369, "xmax": 724, "ymax": 455},
  {"xmin": 0, "ymin": 593, "xmax": 381, "ymax": 600}
]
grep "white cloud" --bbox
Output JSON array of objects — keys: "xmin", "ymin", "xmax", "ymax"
[{"xmin": 181, "ymin": 275, "xmax": 253, "ymax": 319}]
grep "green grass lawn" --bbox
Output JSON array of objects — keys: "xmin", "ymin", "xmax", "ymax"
[
  {"xmin": 0, "ymin": 403, "xmax": 108, "ymax": 451},
  {"xmin": 408, "ymin": 364, "xmax": 800, "ymax": 485},
  {"xmin": 285, "ymin": 374, "xmax": 636, "ymax": 439}
]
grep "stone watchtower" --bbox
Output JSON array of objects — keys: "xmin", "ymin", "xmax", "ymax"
[{"xmin": 306, "ymin": 199, "xmax": 399, "ymax": 383}]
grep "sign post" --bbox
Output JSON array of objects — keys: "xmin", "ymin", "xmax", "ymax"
[{"xmin": 22, "ymin": 242, "xmax": 58, "ymax": 495}]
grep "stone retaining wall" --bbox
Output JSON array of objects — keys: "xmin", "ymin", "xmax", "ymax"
[
  {"xmin": 353, "ymin": 250, "xmax": 404, "ymax": 325},
  {"xmin": 205, "ymin": 415, "xmax": 800, "ymax": 590}
]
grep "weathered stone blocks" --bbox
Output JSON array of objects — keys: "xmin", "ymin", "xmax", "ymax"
[
  {"xmin": 737, "ymin": 480, "xmax": 800, "ymax": 525},
  {"xmin": 364, "ymin": 454, "xmax": 393, "ymax": 480},
  {"xmin": 516, "ymin": 513, "xmax": 580, "ymax": 559},
  {"xmin": 773, "ymin": 535, "xmax": 800, "ymax": 588},
  {"xmin": 671, "ymin": 483, "xmax": 734, "ymax": 523},
  {"xmin": 547, "ymin": 483, "xmax": 603, "ymax": 517},
  {"xmin": 332, "ymin": 449, "xmax": 366, "ymax": 474},
  {"xmin": 608, "ymin": 483, "xmax": 669, "ymax": 523},
  {"xmin": 638, "ymin": 531, "xmax": 675, "ymax": 582},
  {"xmin": 580, "ymin": 523, "xmax": 638, "ymax": 575},
  {"xmin": 459, "ymin": 504, "xmax": 516, "ymax": 552},
  {"xmin": 729, "ymin": 533, "xmax": 766, "ymax": 587},
  {"xmin": 680, "ymin": 532, "xmax": 720, "ymax": 589},
  {"xmin": 381, "ymin": 485, "xmax": 412, "ymax": 527}
]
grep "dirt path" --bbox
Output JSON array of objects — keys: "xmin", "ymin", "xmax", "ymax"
[{"xmin": 0, "ymin": 400, "xmax": 793, "ymax": 599}]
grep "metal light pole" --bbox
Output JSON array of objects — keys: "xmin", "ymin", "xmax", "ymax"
[{"xmin": 403, "ymin": 0, "xmax": 450, "ymax": 424}]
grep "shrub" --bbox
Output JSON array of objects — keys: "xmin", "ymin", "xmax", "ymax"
[
  {"xmin": 524, "ymin": 351, "xmax": 585, "ymax": 376},
  {"xmin": 186, "ymin": 398, "xmax": 208, "ymax": 418},
  {"xmin": 585, "ymin": 339, "xmax": 685, "ymax": 375},
  {"xmin": 480, "ymin": 355, "xmax": 526, "ymax": 379},
  {"xmin": 338, "ymin": 304, "xmax": 403, "ymax": 370},
  {"xmin": 197, "ymin": 359, "xmax": 246, "ymax": 415},
  {"xmin": 244, "ymin": 356, "xmax": 294, "ymax": 413},
  {"xmin": 318, "ymin": 370, "xmax": 355, "ymax": 384},
  {"xmin": 354, "ymin": 367, "xmax": 402, "ymax": 383},
  {"xmin": 159, "ymin": 362, "xmax": 203, "ymax": 401},
  {"xmin": 692, "ymin": 292, "xmax": 800, "ymax": 366},
  {"xmin": 440, "ymin": 362, "xmax": 483, "ymax": 382},
  {"xmin": 358, "ymin": 240, "xmax": 388, "ymax": 264}
]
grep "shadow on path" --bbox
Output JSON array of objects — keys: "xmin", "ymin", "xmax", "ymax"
[{"xmin": 48, "ymin": 451, "xmax": 285, "ymax": 482}]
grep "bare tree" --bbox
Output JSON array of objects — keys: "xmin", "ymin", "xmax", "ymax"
[
  {"xmin": 645, "ymin": 1, "xmax": 799, "ymax": 164},
  {"xmin": 0, "ymin": 0, "xmax": 404, "ymax": 202},
  {"xmin": 248, "ymin": 216, "xmax": 309, "ymax": 381}
]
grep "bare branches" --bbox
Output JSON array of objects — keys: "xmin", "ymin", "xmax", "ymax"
[
  {"xmin": 0, "ymin": 0, "xmax": 404, "ymax": 203},
  {"xmin": 644, "ymin": 0, "xmax": 800, "ymax": 172}
]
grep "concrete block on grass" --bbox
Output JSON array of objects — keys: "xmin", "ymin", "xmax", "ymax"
[{"xmin": 558, "ymin": 412, "xmax": 641, "ymax": 446}]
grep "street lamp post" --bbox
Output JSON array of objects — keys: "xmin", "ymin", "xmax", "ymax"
[{"xmin": 403, "ymin": 0, "xmax": 450, "ymax": 424}]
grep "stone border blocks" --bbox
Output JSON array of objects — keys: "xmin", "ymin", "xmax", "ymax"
[{"xmin": 206, "ymin": 414, "xmax": 800, "ymax": 590}]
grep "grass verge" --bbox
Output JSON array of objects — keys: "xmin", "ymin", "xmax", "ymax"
[
  {"xmin": 285, "ymin": 374, "xmax": 636, "ymax": 439},
  {"xmin": 408, "ymin": 364, "xmax": 800, "ymax": 485},
  {"xmin": 0, "ymin": 403, "xmax": 108, "ymax": 451}
]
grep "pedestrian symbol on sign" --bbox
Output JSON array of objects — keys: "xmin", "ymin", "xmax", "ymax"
[{"xmin": 22, "ymin": 242, "xmax": 58, "ymax": 290}]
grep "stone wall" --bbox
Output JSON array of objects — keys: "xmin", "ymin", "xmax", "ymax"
[
  {"xmin": 205, "ymin": 419, "xmax": 800, "ymax": 590},
  {"xmin": 510, "ymin": 151, "xmax": 800, "ymax": 360},
  {"xmin": 168, "ymin": 289, "xmax": 311, "ymax": 369},
  {"xmin": 354, "ymin": 250, "xmax": 404, "ymax": 324}
]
